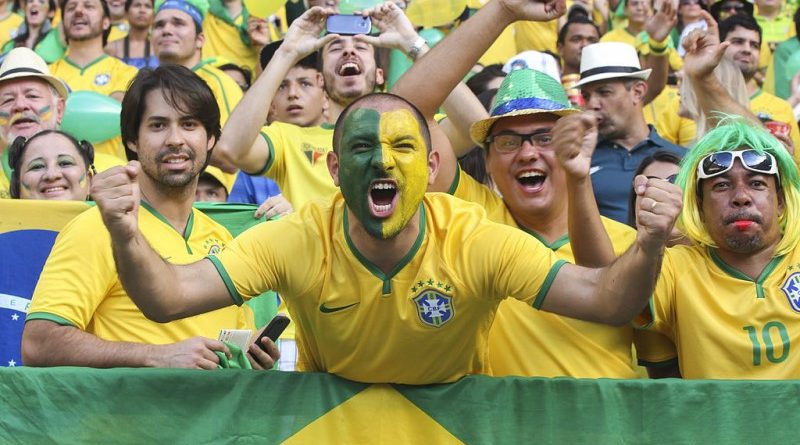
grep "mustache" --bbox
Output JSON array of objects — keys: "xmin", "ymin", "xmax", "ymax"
[
  {"xmin": 723, "ymin": 211, "xmax": 763, "ymax": 225},
  {"xmin": 9, "ymin": 112, "xmax": 41, "ymax": 125},
  {"xmin": 155, "ymin": 148, "xmax": 196, "ymax": 163}
]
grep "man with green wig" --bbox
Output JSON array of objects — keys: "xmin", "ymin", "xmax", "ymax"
[{"xmin": 636, "ymin": 117, "xmax": 800, "ymax": 379}]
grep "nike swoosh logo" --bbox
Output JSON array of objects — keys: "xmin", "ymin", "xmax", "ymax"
[
  {"xmin": 319, "ymin": 302, "xmax": 359, "ymax": 313},
  {"xmin": 589, "ymin": 166, "xmax": 602, "ymax": 175}
]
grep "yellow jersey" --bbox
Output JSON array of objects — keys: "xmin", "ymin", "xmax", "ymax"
[
  {"xmin": 208, "ymin": 192, "xmax": 564, "ymax": 384},
  {"xmin": 0, "ymin": 12, "xmax": 22, "ymax": 49},
  {"xmin": 514, "ymin": 19, "xmax": 558, "ymax": 55},
  {"xmin": 750, "ymin": 89, "xmax": 800, "ymax": 164},
  {"xmin": 644, "ymin": 87, "xmax": 697, "ymax": 147},
  {"xmin": 641, "ymin": 244, "xmax": 800, "ymax": 379},
  {"xmin": 49, "ymin": 54, "xmax": 137, "ymax": 96},
  {"xmin": 202, "ymin": 5, "xmax": 259, "ymax": 74},
  {"xmin": 0, "ymin": 148, "xmax": 10, "ymax": 198},
  {"xmin": 107, "ymin": 20, "xmax": 129, "ymax": 43},
  {"xmin": 258, "ymin": 122, "xmax": 337, "ymax": 209},
  {"xmin": 452, "ymin": 170, "xmax": 674, "ymax": 377},
  {"xmin": 27, "ymin": 203, "xmax": 255, "ymax": 343}
]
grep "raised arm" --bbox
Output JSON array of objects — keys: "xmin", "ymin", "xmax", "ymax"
[
  {"xmin": 22, "ymin": 321, "xmax": 231, "ymax": 369},
  {"xmin": 541, "ymin": 175, "xmax": 682, "ymax": 325},
  {"xmin": 91, "ymin": 164, "xmax": 233, "ymax": 322},
  {"xmin": 642, "ymin": 0, "xmax": 677, "ymax": 104},
  {"xmin": 392, "ymin": 0, "xmax": 566, "ymax": 119},
  {"xmin": 551, "ymin": 112, "xmax": 616, "ymax": 267},
  {"xmin": 682, "ymin": 11, "xmax": 759, "ymax": 128},
  {"xmin": 215, "ymin": 7, "xmax": 338, "ymax": 174}
]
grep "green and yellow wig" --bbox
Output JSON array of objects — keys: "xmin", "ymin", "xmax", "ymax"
[{"xmin": 675, "ymin": 116, "xmax": 800, "ymax": 256}]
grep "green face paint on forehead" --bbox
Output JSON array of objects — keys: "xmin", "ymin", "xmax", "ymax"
[{"xmin": 338, "ymin": 105, "xmax": 428, "ymax": 239}]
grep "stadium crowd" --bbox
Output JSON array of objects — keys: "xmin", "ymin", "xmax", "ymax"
[{"xmin": 3, "ymin": 0, "xmax": 800, "ymax": 382}]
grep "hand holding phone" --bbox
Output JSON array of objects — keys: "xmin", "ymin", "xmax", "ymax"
[
  {"xmin": 326, "ymin": 14, "xmax": 372, "ymax": 35},
  {"xmin": 251, "ymin": 314, "xmax": 291, "ymax": 351}
]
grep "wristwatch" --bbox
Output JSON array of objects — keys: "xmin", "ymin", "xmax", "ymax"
[{"xmin": 408, "ymin": 36, "xmax": 427, "ymax": 61}]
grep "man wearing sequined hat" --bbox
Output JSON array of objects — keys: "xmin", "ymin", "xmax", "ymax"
[{"xmin": 393, "ymin": 9, "xmax": 679, "ymax": 377}]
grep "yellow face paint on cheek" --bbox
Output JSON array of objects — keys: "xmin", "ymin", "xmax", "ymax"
[{"xmin": 379, "ymin": 109, "xmax": 428, "ymax": 238}]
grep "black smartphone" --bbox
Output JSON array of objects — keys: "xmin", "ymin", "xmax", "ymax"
[
  {"xmin": 252, "ymin": 314, "xmax": 290, "ymax": 350},
  {"xmin": 326, "ymin": 14, "xmax": 372, "ymax": 36}
]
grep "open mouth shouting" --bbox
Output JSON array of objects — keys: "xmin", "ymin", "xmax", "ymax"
[
  {"xmin": 337, "ymin": 61, "xmax": 363, "ymax": 77},
  {"xmin": 516, "ymin": 170, "xmax": 546, "ymax": 193},
  {"xmin": 368, "ymin": 179, "xmax": 398, "ymax": 217}
]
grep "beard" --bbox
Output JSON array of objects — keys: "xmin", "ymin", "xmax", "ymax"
[
  {"xmin": 2, "ymin": 111, "xmax": 56, "ymax": 145},
  {"xmin": 66, "ymin": 22, "xmax": 104, "ymax": 41},
  {"xmin": 724, "ymin": 233, "xmax": 764, "ymax": 253},
  {"xmin": 139, "ymin": 148, "xmax": 203, "ymax": 189},
  {"xmin": 324, "ymin": 71, "xmax": 377, "ymax": 107}
]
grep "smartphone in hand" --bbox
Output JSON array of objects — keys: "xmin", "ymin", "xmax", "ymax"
[
  {"xmin": 251, "ymin": 314, "xmax": 291, "ymax": 351},
  {"xmin": 326, "ymin": 14, "xmax": 372, "ymax": 35}
]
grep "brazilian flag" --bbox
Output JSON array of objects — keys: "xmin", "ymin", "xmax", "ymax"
[
  {"xmin": 3, "ymin": 367, "xmax": 800, "ymax": 443},
  {"xmin": 0, "ymin": 200, "xmax": 278, "ymax": 368}
]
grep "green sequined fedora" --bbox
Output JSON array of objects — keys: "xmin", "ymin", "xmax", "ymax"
[{"xmin": 469, "ymin": 68, "xmax": 580, "ymax": 147}]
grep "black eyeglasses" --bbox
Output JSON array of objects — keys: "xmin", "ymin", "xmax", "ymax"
[{"xmin": 486, "ymin": 132, "xmax": 554, "ymax": 153}]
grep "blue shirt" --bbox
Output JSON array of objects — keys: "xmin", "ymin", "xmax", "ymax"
[
  {"xmin": 228, "ymin": 172, "xmax": 282, "ymax": 205},
  {"xmin": 590, "ymin": 125, "xmax": 685, "ymax": 224}
]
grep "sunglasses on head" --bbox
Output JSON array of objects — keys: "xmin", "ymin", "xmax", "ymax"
[{"xmin": 697, "ymin": 149, "xmax": 779, "ymax": 181}]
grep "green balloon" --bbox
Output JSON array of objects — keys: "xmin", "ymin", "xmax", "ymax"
[
  {"xmin": 338, "ymin": 0, "xmax": 383, "ymax": 14},
  {"xmin": 60, "ymin": 91, "xmax": 122, "ymax": 144},
  {"xmin": 386, "ymin": 28, "xmax": 445, "ymax": 90}
]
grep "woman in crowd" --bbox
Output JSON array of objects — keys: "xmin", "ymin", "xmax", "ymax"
[
  {"xmin": 9, "ymin": 130, "xmax": 94, "ymax": 201},
  {"xmin": 679, "ymin": 56, "xmax": 748, "ymax": 141},
  {"xmin": 2, "ymin": 0, "xmax": 63, "ymax": 63},
  {"xmin": 628, "ymin": 151, "xmax": 690, "ymax": 247}
]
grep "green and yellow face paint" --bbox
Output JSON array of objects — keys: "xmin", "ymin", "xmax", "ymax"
[
  {"xmin": 338, "ymin": 107, "xmax": 429, "ymax": 239},
  {"xmin": 0, "ymin": 105, "xmax": 52, "ymax": 128}
]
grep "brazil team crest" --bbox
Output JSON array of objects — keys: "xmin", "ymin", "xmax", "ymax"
[
  {"xmin": 781, "ymin": 272, "xmax": 800, "ymax": 312},
  {"xmin": 412, "ymin": 288, "xmax": 454, "ymax": 327},
  {"xmin": 94, "ymin": 74, "xmax": 110, "ymax": 86}
]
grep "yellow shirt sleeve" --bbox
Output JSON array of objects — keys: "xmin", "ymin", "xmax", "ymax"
[{"xmin": 27, "ymin": 210, "xmax": 117, "ymax": 329}]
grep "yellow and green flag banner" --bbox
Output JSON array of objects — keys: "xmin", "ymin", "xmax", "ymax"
[
  {"xmin": 2, "ymin": 368, "xmax": 799, "ymax": 443},
  {"xmin": 0, "ymin": 200, "xmax": 277, "ymax": 368}
]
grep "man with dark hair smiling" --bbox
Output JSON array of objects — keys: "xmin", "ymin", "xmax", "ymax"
[{"xmin": 22, "ymin": 65, "xmax": 275, "ymax": 370}]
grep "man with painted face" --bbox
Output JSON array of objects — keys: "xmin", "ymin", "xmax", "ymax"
[
  {"xmin": 393, "ymin": 0, "xmax": 679, "ymax": 377},
  {"xmin": 22, "ymin": 65, "xmax": 276, "ymax": 370},
  {"xmin": 0, "ymin": 47, "xmax": 124, "ymax": 198},
  {"xmin": 90, "ymin": 0, "xmax": 681, "ymax": 386},
  {"xmin": 0, "ymin": 48, "xmax": 66, "ymax": 198},
  {"xmin": 216, "ymin": 2, "xmax": 465, "ymax": 209}
]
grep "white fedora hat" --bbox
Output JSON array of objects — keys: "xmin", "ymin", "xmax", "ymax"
[
  {"xmin": 574, "ymin": 42, "xmax": 651, "ymax": 88},
  {"xmin": 502, "ymin": 51, "xmax": 561, "ymax": 82},
  {"xmin": 0, "ymin": 47, "xmax": 68, "ymax": 98}
]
